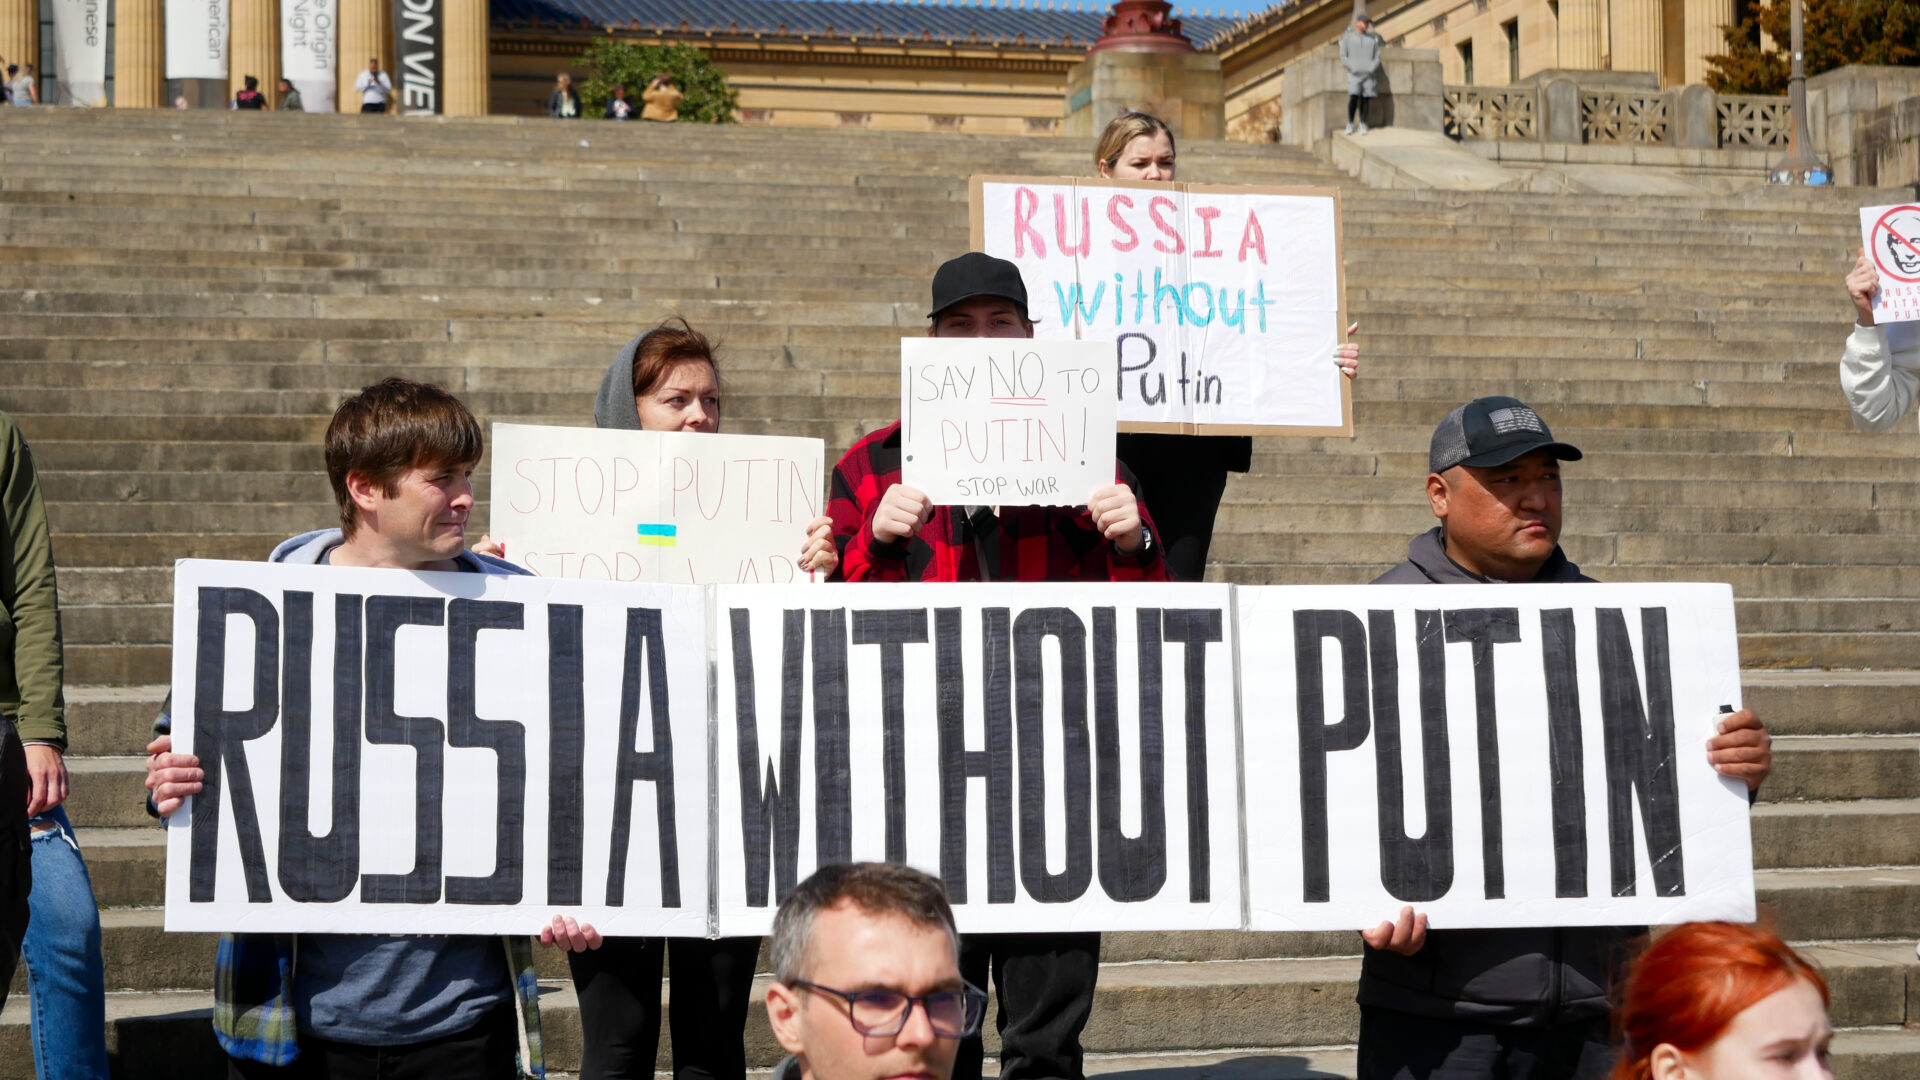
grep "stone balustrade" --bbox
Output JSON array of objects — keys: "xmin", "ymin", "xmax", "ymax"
[{"xmin": 1442, "ymin": 79, "xmax": 1789, "ymax": 150}]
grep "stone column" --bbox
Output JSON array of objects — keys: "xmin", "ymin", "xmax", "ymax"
[
  {"xmin": 0, "ymin": 0, "xmax": 36, "ymax": 92},
  {"xmin": 1610, "ymin": 0, "xmax": 1663, "ymax": 75},
  {"xmin": 228, "ymin": 0, "xmax": 280, "ymax": 101},
  {"xmin": 115, "ymin": 0, "xmax": 166, "ymax": 106},
  {"xmin": 1683, "ymin": 0, "xmax": 1732, "ymax": 85},
  {"xmin": 1557, "ymin": 0, "xmax": 1603, "ymax": 70},
  {"xmin": 442, "ymin": 0, "xmax": 487, "ymax": 115},
  {"xmin": 337, "ymin": 0, "xmax": 384, "ymax": 111}
]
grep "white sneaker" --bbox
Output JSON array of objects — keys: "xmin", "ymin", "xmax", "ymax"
[
  {"xmin": 1358, "ymin": 121, "xmax": 1370, "ymax": 134},
  {"xmin": 1344, "ymin": 122, "xmax": 1355, "ymax": 135}
]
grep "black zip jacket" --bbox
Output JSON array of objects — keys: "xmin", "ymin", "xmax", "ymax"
[{"xmin": 1358, "ymin": 526, "xmax": 1644, "ymax": 1027}]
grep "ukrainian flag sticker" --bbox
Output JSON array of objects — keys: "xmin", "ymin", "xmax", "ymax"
[{"xmin": 636, "ymin": 523, "xmax": 678, "ymax": 548}]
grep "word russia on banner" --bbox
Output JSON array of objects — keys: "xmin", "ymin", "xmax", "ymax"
[
  {"xmin": 165, "ymin": 0, "xmax": 230, "ymax": 79},
  {"xmin": 165, "ymin": 560, "xmax": 711, "ymax": 935},
  {"xmin": 711, "ymin": 582, "xmax": 1243, "ymax": 935},
  {"xmin": 971, "ymin": 176, "xmax": 1348, "ymax": 437},
  {"xmin": 901, "ymin": 337, "xmax": 1118, "ymax": 507},
  {"xmin": 488, "ymin": 423, "xmax": 826, "ymax": 584},
  {"xmin": 1860, "ymin": 203, "xmax": 1920, "ymax": 324},
  {"xmin": 1238, "ymin": 582, "xmax": 1755, "ymax": 931}
]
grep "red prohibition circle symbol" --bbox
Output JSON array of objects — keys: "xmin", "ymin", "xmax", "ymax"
[{"xmin": 1870, "ymin": 206, "xmax": 1920, "ymax": 284}]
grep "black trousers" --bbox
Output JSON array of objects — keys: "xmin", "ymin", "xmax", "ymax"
[
  {"xmin": 567, "ymin": 935, "xmax": 761, "ymax": 1080},
  {"xmin": 0, "ymin": 714, "xmax": 29, "ymax": 1012},
  {"xmin": 952, "ymin": 932, "xmax": 1100, "ymax": 1080},
  {"xmin": 1113, "ymin": 432, "xmax": 1228, "ymax": 580},
  {"xmin": 360, "ymin": 102, "xmax": 386, "ymax": 114},
  {"xmin": 1349, "ymin": 93, "xmax": 1374, "ymax": 122},
  {"xmin": 1357, "ymin": 1007, "xmax": 1616, "ymax": 1080},
  {"xmin": 226, "ymin": 1000, "xmax": 520, "ymax": 1079}
]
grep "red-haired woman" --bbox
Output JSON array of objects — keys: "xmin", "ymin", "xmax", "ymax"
[{"xmin": 1614, "ymin": 921, "xmax": 1833, "ymax": 1080}]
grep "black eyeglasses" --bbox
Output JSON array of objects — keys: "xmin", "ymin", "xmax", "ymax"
[{"xmin": 792, "ymin": 979, "xmax": 988, "ymax": 1038}]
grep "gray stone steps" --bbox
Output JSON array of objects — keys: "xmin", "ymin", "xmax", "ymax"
[
  {"xmin": 0, "ymin": 988, "xmax": 1913, "ymax": 1080},
  {"xmin": 5, "ymin": 904, "xmax": 1914, "ymax": 1049}
]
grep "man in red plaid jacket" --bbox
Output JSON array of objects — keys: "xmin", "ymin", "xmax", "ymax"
[
  {"xmin": 825, "ymin": 253, "xmax": 1167, "ymax": 1080},
  {"xmin": 828, "ymin": 252, "xmax": 1170, "ymax": 587}
]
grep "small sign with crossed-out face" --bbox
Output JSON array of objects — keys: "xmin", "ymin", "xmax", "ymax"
[{"xmin": 1861, "ymin": 204, "xmax": 1920, "ymax": 323}]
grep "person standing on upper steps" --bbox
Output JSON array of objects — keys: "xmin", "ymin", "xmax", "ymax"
[{"xmin": 1093, "ymin": 110, "xmax": 1360, "ymax": 583}]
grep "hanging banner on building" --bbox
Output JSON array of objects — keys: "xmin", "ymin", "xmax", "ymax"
[
  {"xmin": 971, "ymin": 177, "xmax": 1349, "ymax": 437},
  {"xmin": 1860, "ymin": 203, "xmax": 1920, "ymax": 324},
  {"xmin": 280, "ymin": 0, "xmax": 337, "ymax": 112},
  {"xmin": 901, "ymin": 338, "xmax": 1117, "ymax": 507},
  {"xmin": 711, "ymin": 582, "xmax": 1244, "ymax": 936},
  {"xmin": 391, "ymin": 0, "xmax": 440, "ymax": 114},
  {"xmin": 165, "ymin": 0, "xmax": 229, "ymax": 79},
  {"xmin": 487, "ymin": 423, "xmax": 827, "ymax": 585},
  {"xmin": 50, "ymin": 0, "xmax": 110, "ymax": 106},
  {"xmin": 164, "ymin": 560, "xmax": 712, "ymax": 935},
  {"xmin": 1238, "ymin": 582, "xmax": 1755, "ymax": 931}
]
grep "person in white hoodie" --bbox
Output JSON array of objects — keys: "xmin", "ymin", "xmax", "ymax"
[
  {"xmin": 1840, "ymin": 247, "xmax": 1920, "ymax": 432},
  {"xmin": 1340, "ymin": 15, "xmax": 1384, "ymax": 135}
]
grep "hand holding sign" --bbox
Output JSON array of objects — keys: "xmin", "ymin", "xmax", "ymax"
[{"xmin": 901, "ymin": 338, "xmax": 1117, "ymax": 507}]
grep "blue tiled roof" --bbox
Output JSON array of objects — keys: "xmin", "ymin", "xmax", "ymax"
[{"xmin": 491, "ymin": 0, "xmax": 1255, "ymax": 49}]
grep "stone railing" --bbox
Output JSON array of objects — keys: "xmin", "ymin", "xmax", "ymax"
[
  {"xmin": 1580, "ymin": 89, "xmax": 1670, "ymax": 144},
  {"xmin": 1442, "ymin": 80, "xmax": 1788, "ymax": 150},
  {"xmin": 1442, "ymin": 86, "xmax": 1537, "ymax": 140},
  {"xmin": 1717, "ymin": 94, "xmax": 1791, "ymax": 147}
]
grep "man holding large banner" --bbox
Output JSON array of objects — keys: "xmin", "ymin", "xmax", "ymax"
[
  {"xmin": 1348, "ymin": 397, "xmax": 1773, "ymax": 1080},
  {"xmin": 826, "ymin": 252, "xmax": 1168, "ymax": 1080},
  {"xmin": 146, "ymin": 379, "xmax": 547, "ymax": 1078}
]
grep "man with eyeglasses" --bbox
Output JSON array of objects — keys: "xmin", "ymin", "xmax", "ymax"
[{"xmin": 765, "ymin": 862, "xmax": 985, "ymax": 1080}]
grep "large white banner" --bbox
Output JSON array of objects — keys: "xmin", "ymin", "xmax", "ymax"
[
  {"xmin": 713, "ymin": 583, "xmax": 1244, "ymax": 935},
  {"xmin": 488, "ymin": 423, "xmax": 827, "ymax": 585},
  {"xmin": 280, "ymin": 0, "xmax": 337, "ymax": 112},
  {"xmin": 50, "ymin": 0, "xmax": 109, "ymax": 106},
  {"xmin": 901, "ymin": 338, "xmax": 1117, "ymax": 507},
  {"xmin": 1239, "ymin": 583, "xmax": 1755, "ymax": 931},
  {"xmin": 165, "ymin": 560, "xmax": 712, "ymax": 935},
  {"xmin": 166, "ymin": 568, "xmax": 1756, "ymax": 936},
  {"xmin": 971, "ymin": 176, "xmax": 1348, "ymax": 437},
  {"xmin": 165, "ymin": 0, "xmax": 229, "ymax": 79}
]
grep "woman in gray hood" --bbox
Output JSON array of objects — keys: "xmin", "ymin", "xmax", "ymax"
[{"xmin": 487, "ymin": 318, "xmax": 834, "ymax": 1080}]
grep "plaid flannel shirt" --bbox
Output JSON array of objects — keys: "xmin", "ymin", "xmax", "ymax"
[
  {"xmin": 209, "ymin": 933, "xmax": 545, "ymax": 1076},
  {"xmin": 827, "ymin": 421, "xmax": 1170, "ymax": 582}
]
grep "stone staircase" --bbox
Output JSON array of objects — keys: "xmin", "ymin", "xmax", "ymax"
[{"xmin": 0, "ymin": 107, "xmax": 1915, "ymax": 1078}]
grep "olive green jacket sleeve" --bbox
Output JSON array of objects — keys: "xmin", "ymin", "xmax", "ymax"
[{"xmin": 0, "ymin": 413, "xmax": 65, "ymax": 749}]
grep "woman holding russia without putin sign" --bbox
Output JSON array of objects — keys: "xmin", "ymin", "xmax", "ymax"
[
  {"xmin": 478, "ymin": 318, "xmax": 837, "ymax": 1080},
  {"xmin": 1093, "ymin": 111, "xmax": 1362, "ymax": 582}
]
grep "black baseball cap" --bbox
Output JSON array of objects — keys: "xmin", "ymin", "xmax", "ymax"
[
  {"xmin": 929, "ymin": 253, "xmax": 1029, "ymax": 320},
  {"xmin": 1429, "ymin": 396, "xmax": 1583, "ymax": 473}
]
